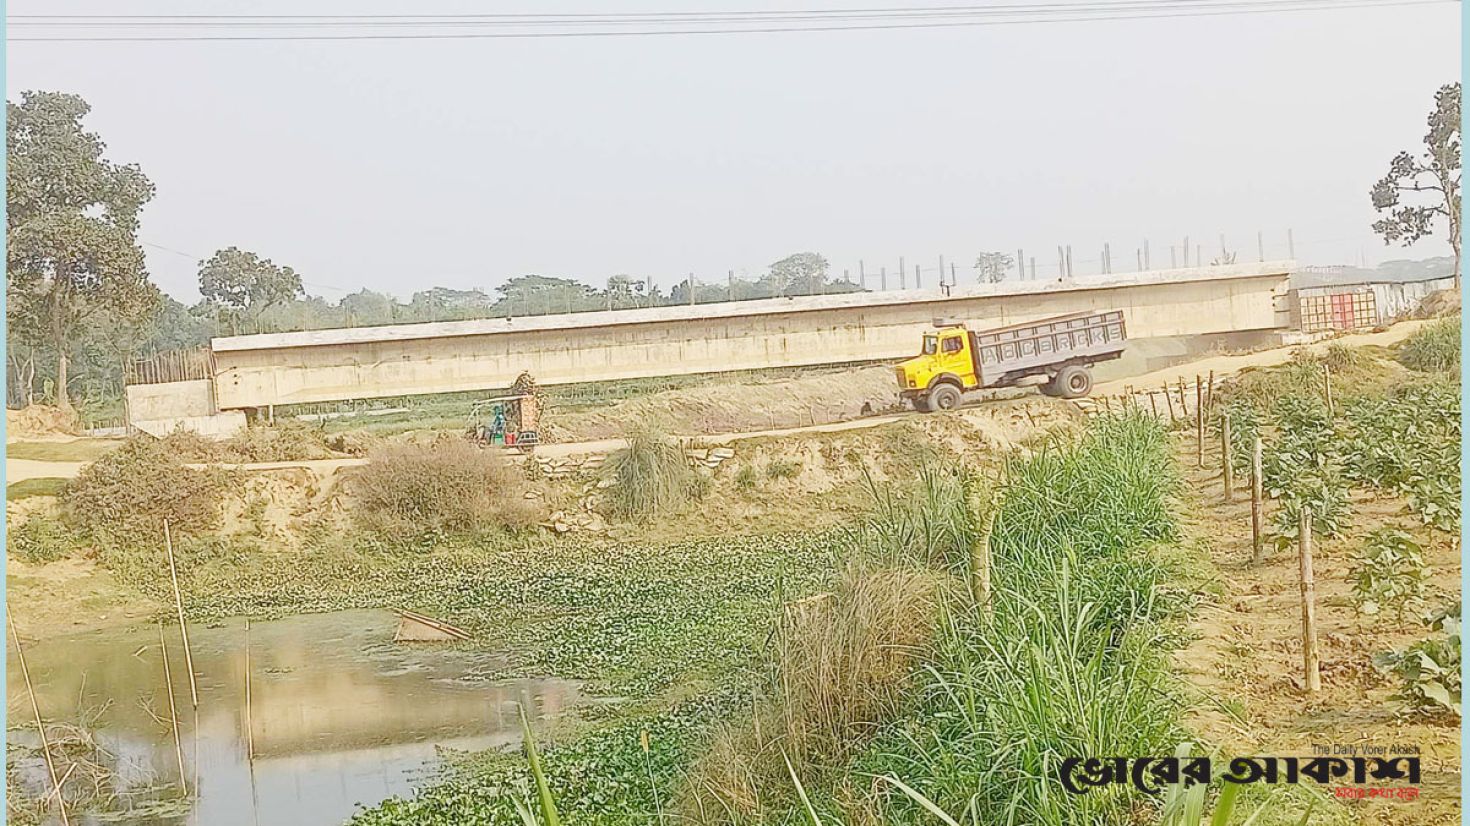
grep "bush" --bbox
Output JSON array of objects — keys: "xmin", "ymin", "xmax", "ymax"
[
  {"xmin": 603, "ymin": 427, "xmax": 709, "ymax": 519},
  {"xmin": 349, "ymin": 438, "xmax": 540, "ymax": 539},
  {"xmin": 681, "ymin": 564, "xmax": 941, "ymax": 822},
  {"xmin": 62, "ymin": 437, "xmax": 226, "ymax": 545},
  {"xmin": 1398, "ymin": 315, "xmax": 1460, "ymax": 372},
  {"xmin": 1350, "ymin": 528, "xmax": 1429, "ymax": 621},
  {"xmin": 7, "ymin": 515, "xmax": 79, "ymax": 563},
  {"xmin": 1374, "ymin": 601, "xmax": 1461, "ymax": 718}
]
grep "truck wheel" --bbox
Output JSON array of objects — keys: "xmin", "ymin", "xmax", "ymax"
[
  {"xmin": 1054, "ymin": 365, "xmax": 1093, "ymax": 399},
  {"xmin": 929, "ymin": 384, "xmax": 963, "ymax": 411}
]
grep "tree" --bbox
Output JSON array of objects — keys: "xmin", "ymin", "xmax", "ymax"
[
  {"xmin": 973, "ymin": 251, "xmax": 1015, "ymax": 283},
  {"xmin": 6, "ymin": 91, "xmax": 157, "ymax": 411},
  {"xmin": 769, "ymin": 252, "xmax": 829, "ymax": 296},
  {"xmin": 198, "ymin": 247, "xmax": 304, "ymax": 334},
  {"xmin": 604, "ymin": 274, "xmax": 645, "ymax": 309},
  {"xmin": 1371, "ymin": 82, "xmax": 1461, "ymax": 275}
]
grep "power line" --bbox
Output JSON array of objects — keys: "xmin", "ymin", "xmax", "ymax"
[
  {"xmin": 5, "ymin": 0, "xmax": 1410, "ymax": 25},
  {"xmin": 9, "ymin": 0, "xmax": 1451, "ymax": 41}
]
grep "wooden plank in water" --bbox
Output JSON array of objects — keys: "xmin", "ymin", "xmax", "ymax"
[{"xmin": 394, "ymin": 610, "xmax": 471, "ymax": 642}]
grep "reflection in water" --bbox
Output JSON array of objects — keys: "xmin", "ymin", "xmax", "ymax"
[{"xmin": 6, "ymin": 609, "xmax": 579, "ymax": 825}]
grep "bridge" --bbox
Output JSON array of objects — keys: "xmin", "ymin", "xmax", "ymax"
[{"xmin": 125, "ymin": 262, "xmax": 1295, "ymax": 433}]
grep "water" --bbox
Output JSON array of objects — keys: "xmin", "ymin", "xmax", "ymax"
[{"xmin": 7, "ymin": 609, "xmax": 580, "ymax": 825}]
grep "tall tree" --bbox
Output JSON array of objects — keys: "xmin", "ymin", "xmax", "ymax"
[
  {"xmin": 973, "ymin": 251, "xmax": 1015, "ymax": 283},
  {"xmin": 198, "ymin": 246, "xmax": 304, "ymax": 334},
  {"xmin": 769, "ymin": 252, "xmax": 829, "ymax": 296},
  {"xmin": 6, "ymin": 91, "xmax": 157, "ymax": 411},
  {"xmin": 1371, "ymin": 82, "xmax": 1461, "ymax": 275}
]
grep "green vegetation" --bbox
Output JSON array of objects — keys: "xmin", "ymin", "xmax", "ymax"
[
  {"xmin": 1349, "ymin": 528, "xmax": 1429, "ymax": 621},
  {"xmin": 6, "ymin": 477, "xmax": 68, "ymax": 501},
  {"xmin": 1339, "ymin": 379, "xmax": 1460, "ymax": 531},
  {"xmin": 1397, "ymin": 315, "xmax": 1461, "ymax": 372},
  {"xmin": 603, "ymin": 427, "xmax": 710, "ymax": 519},
  {"xmin": 6, "ymin": 438, "xmax": 118, "ymax": 462},
  {"xmin": 1374, "ymin": 601, "xmax": 1462, "ymax": 718},
  {"xmin": 7, "ymin": 514, "xmax": 80, "ymax": 563},
  {"xmin": 840, "ymin": 412, "xmax": 1187, "ymax": 826},
  {"xmin": 60, "ymin": 437, "xmax": 228, "ymax": 547},
  {"xmin": 348, "ymin": 438, "xmax": 541, "ymax": 541},
  {"xmin": 356, "ymin": 413, "xmax": 1201, "ymax": 826},
  {"xmin": 764, "ymin": 459, "xmax": 802, "ymax": 480}
]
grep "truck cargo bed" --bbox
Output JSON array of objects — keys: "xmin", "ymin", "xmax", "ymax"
[{"xmin": 973, "ymin": 310, "xmax": 1126, "ymax": 386}]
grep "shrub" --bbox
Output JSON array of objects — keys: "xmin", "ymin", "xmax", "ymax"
[
  {"xmin": 349, "ymin": 438, "xmax": 541, "ymax": 539},
  {"xmin": 1398, "ymin": 315, "xmax": 1460, "ymax": 372},
  {"xmin": 603, "ymin": 427, "xmax": 709, "ymax": 519},
  {"xmin": 224, "ymin": 419, "xmax": 341, "ymax": 462},
  {"xmin": 1350, "ymin": 528, "xmax": 1429, "ymax": 621},
  {"xmin": 681, "ymin": 564, "xmax": 941, "ymax": 822},
  {"xmin": 734, "ymin": 465, "xmax": 759, "ymax": 491},
  {"xmin": 1374, "ymin": 601, "xmax": 1461, "ymax": 718},
  {"xmin": 7, "ymin": 514, "xmax": 79, "ymax": 563},
  {"xmin": 62, "ymin": 437, "xmax": 226, "ymax": 545},
  {"xmin": 764, "ymin": 459, "xmax": 802, "ymax": 480}
]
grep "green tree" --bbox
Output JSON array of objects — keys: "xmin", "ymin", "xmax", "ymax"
[
  {"xmin": 198, "ymin": 247, "xmax": 304, "ymax": 334},
  {"xmin": 6, "ymin": 91, "xmax": 158, "ymax": 411},
  {"xmin": 973, "ymin": 251, "xmax": 1015, "ymax": 283},
  {"xmin": 769, "ymin": 252, "xmax": 829, "ymax": 296},
  {"xmin": 1371, "ymin": 82, "xmax": 1461, "ymax": 276},
  {"xmin": 604, "ymin": 274, "xmax": 645, "ymax": 309}
]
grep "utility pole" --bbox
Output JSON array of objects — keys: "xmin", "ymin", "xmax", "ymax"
[
  {"xmin": 688, "ymin": 273, "xmax": 695, "ymax": 305},
  {"xmin": 899, "ymin": 256, "xmax": 906, "ymax": 290},
  {"xmin": 1065, "ymin": 245, "xmax": 1073, "ymax": 278},
  {"xmin": 1287, "ymin": 228, "xmax": 1296, "ymax": 259},
  {"xmin": 859, "ymin": 259, "xmax": 867, "ymax": 290},
  {"xmin": 1017, "ymin": 248, "xmax": 1025, "ymax": 280},
  {"xmin": 880, "ymin": 266, "xmax": 887, "ymax": 291},
  {"xmin": 1257, "ymin": 231, "xmax": 1265, "ymax": 262},
  {"xmin": 1144, "ymin": 239, "xmax": 1151, "ymax": 269}
]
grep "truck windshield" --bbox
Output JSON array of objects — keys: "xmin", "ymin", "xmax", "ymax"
[{"xmin": 922, "ymin": 335, "xmax": 938, "ymax": 355}]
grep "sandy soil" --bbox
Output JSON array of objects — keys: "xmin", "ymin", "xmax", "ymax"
[
  {"xmin": 1174, "ymin": 439, "xmax": 1459, "ymax": 826},
  {"xmin": 1095, "ymin": 321, "xmax": 1434, "ymax": 395},
  {"xmin": 8, "ymin": 556, "xmax": 160, "ymax": 638}
]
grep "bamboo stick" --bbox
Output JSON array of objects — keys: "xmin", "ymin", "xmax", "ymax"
[
  {"xmin": 1322, "ymin": 364, "xmax": 1334, "ymax": 417},
  {"xmin": 9, "ymin": 609, "xmax": 71, "ymax": 826},
  {"xmin": 244, "ymin": 618, "xmax": 255, "ymax": 760},
  {"xmin": 1221, "ymin": 415, "xmax": 1234, "ymax": 502},
  {"xmin": 1195, "ymin": 376, "xmax": 1205, "ymax": 468},
  {"xmin": 1299, "ymin": 505, "xmax": 1322, "ymax": 692},
  {"xmin": 159, "ymin": 621, "xmax": 189, "ymax": 795},
  {"xmin": 1251, "ymin": 436, "xmax": 1264, "ymax": 563},
  {"xmin": 163, "ymin": 520, "xmax": 199, "ymax": 707}
]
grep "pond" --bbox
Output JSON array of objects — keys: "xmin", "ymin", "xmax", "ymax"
[{"xmin": 7, "ymin": 608, "xmax": 580, "ymax": 825}]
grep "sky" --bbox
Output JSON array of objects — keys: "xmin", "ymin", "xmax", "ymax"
[{"xmin": 6, "ymin": 1, "xmax": 1463, "ymax": 303}]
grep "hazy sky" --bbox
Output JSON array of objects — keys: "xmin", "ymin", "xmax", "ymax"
[{"xmin": 7, "ymin": 1, "xmax": 1462, "ymax": 303}]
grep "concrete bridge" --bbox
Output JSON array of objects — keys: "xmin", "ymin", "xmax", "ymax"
[{"xmin": 126, "ymin": 262, "xmax": 1294, "ymax": 431}]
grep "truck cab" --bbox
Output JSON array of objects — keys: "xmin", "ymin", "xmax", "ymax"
[{"xmin": 895, "ymin": 324, "xmax": 980, "ymax": 412}]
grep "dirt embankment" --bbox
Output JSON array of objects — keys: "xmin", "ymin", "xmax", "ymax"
[
  {"xmin": 6, "ymin": 405, "xmax": 81, "ymax": 441},
  {"xmin": 547, "ymin": 366, "xmax": 905, "ymax": 442}
]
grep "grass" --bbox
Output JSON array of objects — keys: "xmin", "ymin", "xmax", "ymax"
[
  {"xmin": 348, "ymin": 437, "xmax": 541, "ymax": 540},
  {"xmin": 6, "ymin": 477, "xmax": 68, "ymax": 500},
  {"xmin": 6, "ymin": 438, "xmax": 118, "ymax": 461},
  {"xmin": 1397, "ymin": 315, "xmax": 1460, "ymax": 372},
  {"xmin": 829, "ymin": 412, "xmax": 1189, "ymax": 826},
  {"xmin": 603, "ymin": 426, "xmax": 710, "ymax": 518}
]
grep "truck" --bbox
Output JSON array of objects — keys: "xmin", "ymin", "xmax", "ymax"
[{"xmin": 894, "ymin": 309, "xmax": 1127, "ymax": 412}]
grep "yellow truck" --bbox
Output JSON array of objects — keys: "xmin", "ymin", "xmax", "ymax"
[{"xmin": 895, "ymin": 310, "xmax": 1127, "ymax": 411}]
